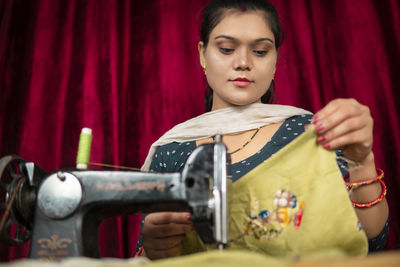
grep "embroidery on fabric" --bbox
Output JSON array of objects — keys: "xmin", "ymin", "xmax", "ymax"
[
  {"xmin": 357, "ymin": 221, "xmax": 363, "ymax": 231},
  {"xmin": 230, "ymin": 189, "xmax": 305, "ymax": 242}
]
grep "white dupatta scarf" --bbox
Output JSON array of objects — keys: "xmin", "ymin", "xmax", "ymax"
[{"xmin": 141, "ymin": 103, "xmax": 312, "ymax": 171}]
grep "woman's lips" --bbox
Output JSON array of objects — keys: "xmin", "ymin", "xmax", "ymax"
[{"xmin": 232, "ymin": 78, "xmax": 252, "ymax": 87}]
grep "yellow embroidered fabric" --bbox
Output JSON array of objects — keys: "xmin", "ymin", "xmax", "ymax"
[{"xmin": 181, "ymin": 127, "xmax": 368, "ymax": 258}]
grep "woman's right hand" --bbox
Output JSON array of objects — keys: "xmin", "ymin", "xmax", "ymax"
[{"xmin": 142, "ymin": 212, "xmax": 193, "ymax": 260}]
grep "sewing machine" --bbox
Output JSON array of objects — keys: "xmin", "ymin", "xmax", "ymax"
[{"xmin": 0, "ymin": 137, "xmax": 230, "ymax": 261}]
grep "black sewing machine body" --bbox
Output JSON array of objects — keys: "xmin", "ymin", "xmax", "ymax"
[{"xmin": 0, "ymin": 140, "xmax": 230, "ymax": 261}]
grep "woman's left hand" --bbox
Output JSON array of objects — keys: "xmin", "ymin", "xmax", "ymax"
[{"xmin": 310, "ymin": 98, "xmax": 374, "ymax": 164}]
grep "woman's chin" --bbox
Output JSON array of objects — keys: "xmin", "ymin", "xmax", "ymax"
[
  {"xmin": 212, "ymin": 96, "xmax": 263, "ymax": 110},
  {"xmin": 230, "ymin": 99, "xmax": 262, "ymax": 106}
]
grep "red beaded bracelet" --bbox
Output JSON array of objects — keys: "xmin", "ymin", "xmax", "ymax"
[
  {"xmin": 351, "ymin": 179, "xmax": 387, "ymax": 208},
  {"xmin": 344, "ymin": 168, "xmax": 384, "ymax": 192}
]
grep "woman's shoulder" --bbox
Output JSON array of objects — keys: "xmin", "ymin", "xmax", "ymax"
[
  {"xmin": 149, "ymin": 141, "xmax": 196, "ymax": 172},
  {"xmin": 284, "ymin": 114, "xmax": 313, "ymax": 128},
  {"xmin": 271, "ymin": 114, "xmax": 313, "ymax": 144}
]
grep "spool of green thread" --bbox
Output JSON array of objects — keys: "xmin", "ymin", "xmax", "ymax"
[{"xmin": 76, "ymin": 127, "xmax": 92, "ymax": 169}]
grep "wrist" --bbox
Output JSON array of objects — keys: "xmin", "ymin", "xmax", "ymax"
[
  {"xmin": 349, "ymin": 151, "xmax": 376, "ymax": 182},
  {"xmin": 359, "ymin": 151, "xmax": 375, "ymax": 166}
]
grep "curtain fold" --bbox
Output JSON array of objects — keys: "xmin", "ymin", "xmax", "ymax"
[{"xmin": 0, "ymin": 0, "xmax": 399, "ymax": 261}]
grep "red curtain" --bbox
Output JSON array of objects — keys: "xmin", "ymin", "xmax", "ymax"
[{"xmin": 0, "ymin": 0, "xmax": 399, "ymax": 261}]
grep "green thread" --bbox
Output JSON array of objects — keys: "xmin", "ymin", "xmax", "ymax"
[{"xmin": 76, "ymin": 128, "xmax": 92, "ymax": 169}]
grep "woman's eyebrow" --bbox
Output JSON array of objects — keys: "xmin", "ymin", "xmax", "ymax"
[
  {"xmin": 254, "ymin": 37, "xmax": 274, "ymax": 44},
  {"xmin": 215, "ymin": 35, "xmax": 236, "ymax": 41},
  {"xmin": 214, "ymin": 35, "xmax": 274, "ymax": 44}
]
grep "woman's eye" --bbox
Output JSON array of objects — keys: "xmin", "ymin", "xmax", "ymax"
[
  {"xmin": 253, "ymin": 50, "xmax": 268, "ymax": 56},
  {"xmin": 219, "ymin": 48, "xmax": 234, "ymax": 54}
]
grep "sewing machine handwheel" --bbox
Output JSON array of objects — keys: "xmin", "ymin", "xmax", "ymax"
[
  {"xmin": 0, "ymin": 155, "xmax": 26, "ymax": 187},
  {"xmin": 0, "ymin": 155, "xmax": 32, "ymax": 246},
  {"xmin": 0, "ymin": 219, "xmax": 31, "ymax": 246}
]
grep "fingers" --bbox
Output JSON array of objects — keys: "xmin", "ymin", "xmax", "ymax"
[
  {"xmin": 144, "ymin": 241, "xmax": 184, "ymax": 259},
  {"xmin": 313, "ymin": 98, "xmax": 364, "ymax": 119},
  {"xmin": 142, "ymin": 212, "xmax": 193, "ymax": 260},
  {"xmin": 146, "ymin": 212, "xmax": 192, "ymax": 225},
  {"xmin": 143, "ymin": 234, "xmax": 186, "ymax": 250},
  {"xmin": 143, "ymin": 220, "xmax": 193, "ymax": 238},
  {"xmin": 312, "ymin": 98, "xmax": 367, "ymax": 133},
  {"xmin": 143, "ymin": 212, "xmax": 192, "ymax": 237},
  {"xmin": 318, "ymin": 126, "xmax": 370, "ymax": 150},
  {"xmin": 314, "ymin": 117, "xmax": 370, "ymax": 149},
  {"xmin": 311, "ymin": 99, "xmax": 373, "ymax": 149}
]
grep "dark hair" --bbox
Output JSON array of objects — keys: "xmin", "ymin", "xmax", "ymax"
[{"xmin": 201, "ymin": 0, "xmax": 283, "ymax": 112}]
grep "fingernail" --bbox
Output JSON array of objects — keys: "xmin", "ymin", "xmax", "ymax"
[
  {"xmin": 186, "ymin": 215, "xmax": 192, "ymax": 222},
  {"xmin": 315, "ymin": 123, "xmax": 325, "ymax": 132},
  {"xmin": 323, "ymin": 143, "xmax": 331, "ymax": 149},
  {"xmin": 191, "ymin": 225, "xmax": 195, "ymax": 231},
  {"xmin": 317, "ymin": 136, "xmax": 326, "ymax": 143},
  {"xmin": 311, "ymin": 115, "xmax": 319, "ymax": 124}
]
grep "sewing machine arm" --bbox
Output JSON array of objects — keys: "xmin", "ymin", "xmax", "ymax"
[{"xmin": 0, "ymin": 141, "xmax": 229, "ymax": 260}]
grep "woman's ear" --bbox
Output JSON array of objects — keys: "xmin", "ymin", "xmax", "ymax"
[{"xmin": 198, "ymin": 41, "xmax": 206, "ymax": 69}]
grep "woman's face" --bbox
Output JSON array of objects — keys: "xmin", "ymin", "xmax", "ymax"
[{"xmin": 199, "ymin": 10, "xmax": 277, "ymax": 111}]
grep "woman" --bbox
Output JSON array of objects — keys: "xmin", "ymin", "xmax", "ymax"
[{"xmin": 139, "ymin": 0, "xmax": 389, "ymax": 260}]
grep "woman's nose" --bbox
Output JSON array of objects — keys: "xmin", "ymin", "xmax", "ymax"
[{"xmin": 233, "ymin": 48, "xmax": 253, "ymax": 71}]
